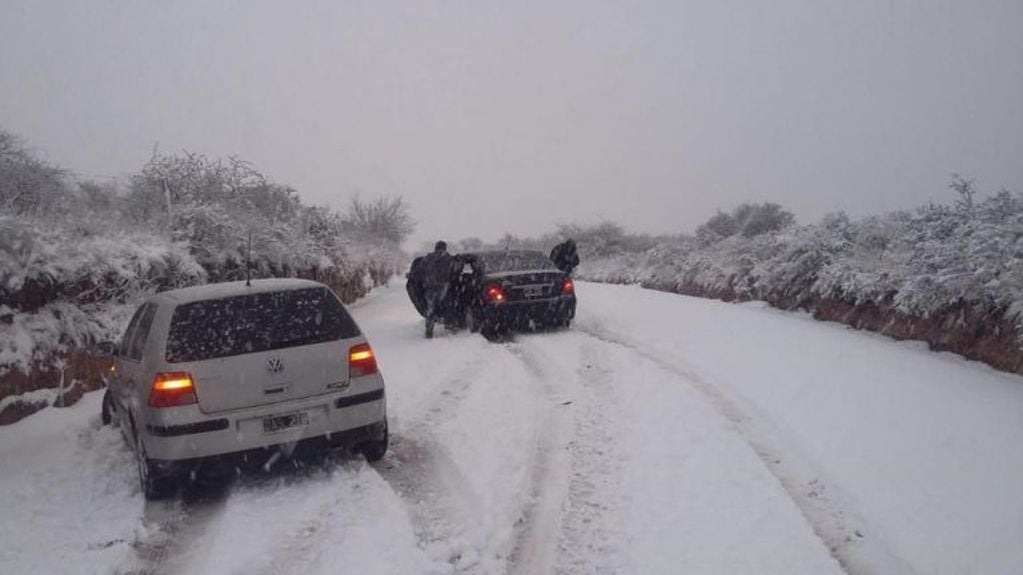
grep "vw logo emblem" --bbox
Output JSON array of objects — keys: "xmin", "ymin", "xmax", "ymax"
[{"xmin": 266, "ymin": 356, "xmax": 285, "ymax": 374}]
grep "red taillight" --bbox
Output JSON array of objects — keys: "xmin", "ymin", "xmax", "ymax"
[
  {"xmin": 484, "ymin": 284, "xmax": 506, "ymax": 303},
  {"xmin": 148, "ymin": 372, "xmax": 197, "ymax": 408},
  {"xmin": 562, "ymin": 279, "xmax": 575, "ymax": 295},
  {"xmin": 349, "ymin": 343, "xmax": 378, "ymax": 378}
]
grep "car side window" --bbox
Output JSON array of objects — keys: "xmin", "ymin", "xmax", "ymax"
[
  {"xmin": 127, "ymin": 304, "xmax": 158, "ymax": 362},
  {"xmin": 118, "ymin": 305, "xmax": 147, "ymax": 358}
]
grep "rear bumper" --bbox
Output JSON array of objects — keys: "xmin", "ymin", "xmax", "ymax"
[
  {"xmin": 147, "ymin": 420, "xmax": 387, "ymax": 478},
  {"xmin": 482, "ymin": 296, "xmax": 576, "ymax": 329},
  {"xmin": 141, "ymin": 386, "xmax": 386, "ymax": 461}
]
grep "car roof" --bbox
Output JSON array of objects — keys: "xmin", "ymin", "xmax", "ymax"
[
  {"xmin": 460, "ymin": 249, "xmax": 547, "ymax": 258},
  {"xmin": 458, "ymin": 250, "xmax": 560, "ymax": 274},
  {"xmin": 152, "ymin": 278, "xmax": 329, "ymax": 305}
]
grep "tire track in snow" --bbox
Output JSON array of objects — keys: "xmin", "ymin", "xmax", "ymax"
[
  {"xmin": 373, "ymin": 352, "xmax": 490, "ymax": 571},
  {"xmin": 375, "ymin": 434, "xmax": 484, "ymax": 570},
  {"xmin": 501, "ymin": 340, "xmax": 574, "ymax": 575},
  {"xmin": 397, "ymin": 352, "xmax": 489, "ymax": 432},
  {"xmin": 553, "ymin": 339, "xmax": 626, "ymax": 575},
  {"xmin": 510, "ymin": 334, "xmax": 629, "ymax": 574},
  {"xmin": 242, "ymin": 459, "xmax": 381, "ymax": 575},
  {"xmin": 573, "ymin": 323, "xmax": 918, "ymax": 575},
  {"xmin": 123, "ymin": 486, "xmax": 230, "ymax": 575}
]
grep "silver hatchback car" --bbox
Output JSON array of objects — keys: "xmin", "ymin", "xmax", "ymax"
[{"xmin": 101, "ymin": 278, "xmax": 388, "ymax": 499}]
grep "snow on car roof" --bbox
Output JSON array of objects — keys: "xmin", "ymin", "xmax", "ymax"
[
  {"xmin": 462, "ymin": 249, "xmax": 545, "ymax": 257},
  {"xmin": 461, "ymin": 250, "xmax": 558, "ymax": 273},
  {"xmin": 153, "ymin": 278, "xmax": 328, "ymax": 304}
]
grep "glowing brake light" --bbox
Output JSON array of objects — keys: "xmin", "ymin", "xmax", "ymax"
[
  {"xmin": 350, "ymin": 349, "xmax": 373, "ymax": 362},
  {"xmin": 562, "ymin": 279, "xmax": 575, "ymax": 295},
  {"xmin": 349, "ymin": 343, "xmax": 378, "ymax": 378},
  {"xmin": 148, "ymin": 372, "xmax": 197, "ymax": 408},
  {"xmin": 484, "ymin": 284, "xmax": 506, "ymax": 303}
]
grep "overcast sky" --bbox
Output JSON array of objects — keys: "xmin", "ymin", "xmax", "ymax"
[{"xmin": 2, "ymin": 0, "xmax": 1021, "ymax": 245}]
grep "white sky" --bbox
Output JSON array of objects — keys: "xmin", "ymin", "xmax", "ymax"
[{"xmin": 1, "ymin": 0, "xmax": 1021, "ymax": 245}]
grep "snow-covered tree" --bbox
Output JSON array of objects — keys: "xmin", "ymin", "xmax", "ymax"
[
  {"xmin": 0, "ymin": 129, "xmax": 68, "ymax": 216},
  {"xmin": 342, "ymin": 195, "xmax": 415, "ymax": 246}
]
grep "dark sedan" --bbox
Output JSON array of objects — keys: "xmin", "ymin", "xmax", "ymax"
[
  {"xmin": 407, "ymin": 250, "xmax": 576, "ymax": 340},
  {"xmin": 452, "ymin": 250, "xmax": 576, "ymax": 339}
]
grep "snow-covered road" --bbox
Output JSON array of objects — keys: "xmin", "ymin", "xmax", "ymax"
[{"xmin": 2, "ymin": 282, "xmax": 1022, "ymax": 574}]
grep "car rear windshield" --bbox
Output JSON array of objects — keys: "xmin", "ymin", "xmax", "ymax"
[
  {"xmin": 479, "ymin": 252, "xmax": 557, "ymax": 273},
  {"xmin": 166, "ymin": 287, "xmax": 360, "ymax": 363}
]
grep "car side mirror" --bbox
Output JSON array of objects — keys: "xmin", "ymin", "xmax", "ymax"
[{"xmin": 95, "ymin": 341, "xmax": 117, "ymax": 358}]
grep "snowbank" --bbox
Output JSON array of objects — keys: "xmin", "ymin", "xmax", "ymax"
[
  {"xmin": 0, "ymin": 136, "xmax": 418, "ymax": 423},
  {"xmin": 0, "ymin": 219, "xmax": 406, "ymax": 424},
  {"xmin": 574, "ymin": 194, "xmax": 1023, "ymax": 375}
]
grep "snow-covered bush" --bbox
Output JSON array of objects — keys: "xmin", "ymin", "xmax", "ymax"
[
  {"xmin": 0, "ymin": 131, "xmax": 68, "ymax": 216},
  {"xmin": 575, "ymin": 190, "xmax": 1022, "ymax": 331},
  {"xmin": 341, "ymin": 195, "xmax": 416, "ymax": 246},
  {"xmin": 0, "ymin": 215, "xmax": 207, "ymax": 374},
  {"xmin": 0, "ymin": 133, "xmax": 411, "ymax": 416},
  {"xmin": 696, "ymin": 202, "xmax": 796, "ymax": 244},
  {"xmin": 554, "ymin": 189, "xmax": 1023, "ymax": 372}
]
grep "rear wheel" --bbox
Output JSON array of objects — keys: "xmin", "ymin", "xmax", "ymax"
[
  {"xmin": 100, "ymin": 389, "xmax": 113, "ymax": 426},
  {"xmin": 481, "ymin": 324, "xmax": 507, "ymax": 342},
  {"xmin": 359, "ymin": 421, "xmax": 389, "ymax": 462},
  {"xmin": 134, "ymin": 427, "xmax": 176, "ymax": 500},
  {"xmin": 465, "ymin": 307, "xmax": 481, "ymax": 333}
]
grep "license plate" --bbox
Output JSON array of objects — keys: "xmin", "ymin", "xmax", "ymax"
[
  {"xmin": 523, "ymin": 286, "xmax": 544, "ymax": 298},
  {"xmin": 262, "ymin": 411, "xmax": 309, "ymax": 433}
]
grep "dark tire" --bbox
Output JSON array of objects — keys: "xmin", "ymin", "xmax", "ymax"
[
  {"xmin": 481, "ymin": 324, "xmax": 506, "ymax": 342},
  {"xmin": 101, "ymin": 389, "xmax": 113, "ymax": 426},
  {"xmin": 134, "ymin": 427, "xmax": 176, "ymax": 500},
  {"xmin": 465, "ymin": 307, "xmax": 481, "ymax": 334},
  {"xmin": 540, "ymin": 316, "xmax": 568, "ymax": 330},
  {"xmin": 360, "ymin": 422, "xmax": 389, "ymax": 462}
]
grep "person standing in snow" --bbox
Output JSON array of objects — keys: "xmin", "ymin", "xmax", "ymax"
[
  {"xmin": 421, "ymin": 240, "xmax": 455, "ymax": 338},
  {"xmin": 550, "ymin": 239, "xmax": 580, "ymax": 275}
]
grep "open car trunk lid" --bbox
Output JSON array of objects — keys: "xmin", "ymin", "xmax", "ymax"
[{"xmin": 164, "ymin": 287, "xmax": 363, "ymax": 414}]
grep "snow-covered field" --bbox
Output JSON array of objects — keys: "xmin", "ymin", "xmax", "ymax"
[{"xmin": 1, "ymin": 282, "xmax": 1021, "ymax": 574}]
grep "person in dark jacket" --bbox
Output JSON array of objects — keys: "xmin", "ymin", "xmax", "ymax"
[
  {"xmin": 421, "ymin": 241, "xmax": 455, "ymax": 338},
  {"xmin": 550, "ymin": 239, "xmax": 580, "ymax": 275}
]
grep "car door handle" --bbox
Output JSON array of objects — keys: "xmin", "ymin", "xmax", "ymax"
[{"xmin": 264, "ymin": 384, "xmax": 289, "ymax": 395}]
